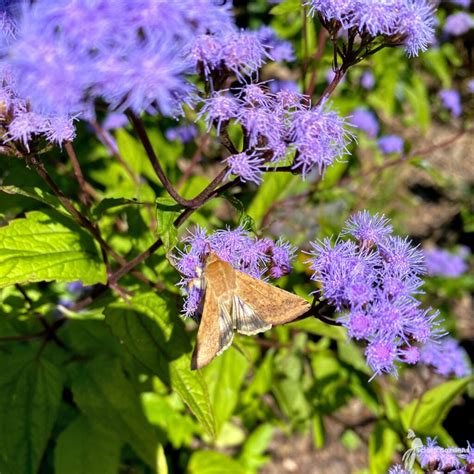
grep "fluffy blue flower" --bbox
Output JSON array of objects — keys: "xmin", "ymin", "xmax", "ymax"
[
  {"xmin": 308, "ymin": 211, "xmax": 444, "ymax": 377},
  {"xmin": 439, "ymin": 89, "xmax": 462, "ymax": 118},
  {"xmin": 224, "ymin": 152, "xmax": 264, "ymax": 185},
  {"xmin": 360, "ymin": 71, "xmax": 375, "ymax": 90},
  {"xmin": 378, "ymin": 135, "xmax": 404, "ymax": 154},
  {"xmin": 424, "ymin": 247, "xmax": 469, "ymax": 277},
  {"xmin": 351, "ymin": 108, "xmax": 379, "ymax": 138},
  {"xmin": 443, "ymin": 12, "xmax": 473, "ymax": 36}
]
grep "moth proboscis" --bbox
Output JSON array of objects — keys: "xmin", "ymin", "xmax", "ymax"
[{"xmin": 191, "ymin": 251, "xmax": 311, "ymax": 370}]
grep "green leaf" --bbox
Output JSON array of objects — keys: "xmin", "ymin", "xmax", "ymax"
[
  {"xmin": 0, "ymin": 185, "xmax": 64, "ymax": 213},
  {"xmin": 91, "ymin": 197, "xmax": 142, "ymax": 219},
  {"xmin": 239, "ymin": 424, "xmax": 274, "ymax": 472},
  {"xmin": 247, "ymin": 173, "xmax": 296, "ymax": 226},
  {"xmin": 270, "ymin": 0, "xmax": 301, "ymax": 15},
  {"xmin": 400, "ymin": 377, "xmax": 472, "ymax": 434},
  {"xmin": 0, "ymin": 210, "xmax": 107, "ymax": 287},
  {"xmin": 403, "ymin": 76, "xmax": 431, "ymax": 132},
  {"xmin": 187, "ymin": 451, "xmax": 247, "ymax": 474},
  {"xmin": 142, "ymin": 392, "xmax": 197, "ymax": 448},
  {"xmin": 368, "ymin": 421, "xmax": 399, "ymax": 474},
  {"xmin": 105, "ymin": 292, "xmax": 216, "ymax": 438},
  {"xmin": 292, "ymin": 318, "xmax": 347, "ymax": 341},
  {"xmin": 0, "ymin": 348, "xmax": 63, "ymax": 474},
  {"xmin": 54, "ymin": 416, "xmax": 121, "ymax": 474},
  {"xmin": 156, "ymin": 197, "xmax": 181, "ymax": 251},
  {"xmin": 203, "ymin": 347, "xmax": 250, "ymax": 436},
  {"xmin": 70, "ymin": 357, "xmax": 159, "ymax": 468}
]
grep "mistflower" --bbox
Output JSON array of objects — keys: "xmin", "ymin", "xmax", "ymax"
[
  {"xmin": 351, "ymin": 108, "xmax": 379, "ymax": 138},
  {"xmin": 423, "ymin": 247, "xmax": 469, "ymax": 277},
  {"xmin": 360, "ymin": 71, "xmax": 375, "ymax": 90},
  {"xmin": 222, "ymin": 30, "xmax": 272, "ymax": 80},
  {"xmin": 308, "ymin": 211, "xmax": 444, "ymax": 377},
  {"xmin": 418, "ymin": 438, "xmax": 443, "ymax": 471},
  {"xmin": 420, "ymin": 337, "xmax": 471, "ymax": 378},
  {"xmin": 306, "ymin": 0, "xmax": 436, "ymax": 57},
  {"xmin": 165, "ymin": 124, "xmax": 198, "ymax": 143},
  {"xmin": 175, "ymin": 227, "xmax": 296, "ymax": 318},
  {"xmin": 291, "ymin": 106, "xmax": 352, "ymax": 178},
  {"xmin": 255, "ymin": 26, "xmax": 295, "ymax": 62},
  {"xmin": 365, "ymin": 338, "xmax": 398, "ymax": 377},
  {"xmin": 443, "ymin": 12, "xmax": 473, "ymax": 36},
  {"xmin": 439, "ymin": 89, "xmax": 462, "ymax": 118},
  {"xmin": 197, "ymin": 93, "xmax": 241, "ymax": 133},
  {"xmin": 342, "ymin": 210, "xmax": 393, "ymax": 247},
  {"xmin": 378, "ymin": 135, "xmax": 404, "ymax": 154},
  {"xmin": 224, "ymin": 151, "xmax": 264, "ymax": 185}
]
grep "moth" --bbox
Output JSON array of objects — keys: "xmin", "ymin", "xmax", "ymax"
[{"xmin": 191, "ymin": 251, "xmax": 311, "ymax": 370}]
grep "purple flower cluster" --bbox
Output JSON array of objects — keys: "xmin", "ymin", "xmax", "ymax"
[
  {"xmin": 424, "ymin": 247, "xmax": 469, "ymax": 277},
  {"xmin": 443, "ymin": 12, "xmax": 473, "ymax": 36},
  {"xmin": 165, "ymin": 124, "xmax": 198, "ymax": 144},
  {"xmin": 308, "ymin": 211, "xmax": 444, "ymax": 377},
  {"xmin": 198, "ymin": 84, "xmax": 352, "ymax": 182},
  {"xmin": 0, "ymin": 0, "xmax": 233, "ymax": 147},
  {"xmin": 378, "ymin": 135, "xmax": 404, "ymax": 154},
  {"xmin": 439, "ymin": 89, "xmax": 463, "ymax": 118},
  {"xmin": 351, "ymin": 108, "xmax": 379, "ymax": 138},
  {"xmin": 420, "ymin": 337, "xmax": 470, "ymax": 378},
  {"xmin": 175, "ymin": 226, "xmax": 296, "ymax": 318},
  {"xmin": 191, "ymin": 30, "xmax": 272, "ymax": 82},
  {"xmin": 360, "ymin": 71, "xmax": 375, "ymax": 90},
  {"xmin": 391, "ymin": 438, "xmax": 474, "ymax": 473},
  {"xmin": 306, "ymin": 0, "xmax": 436, "ymax": 56}
]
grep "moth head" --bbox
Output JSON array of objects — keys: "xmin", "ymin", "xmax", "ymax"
[{"xmin": 204, "ymin": 251, "xmax": 221, "ymax": 266}]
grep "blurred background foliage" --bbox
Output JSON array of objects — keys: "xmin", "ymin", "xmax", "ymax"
[{"xmin": 0, "ymin": 1, "xmax": 473, "ymax": 473}]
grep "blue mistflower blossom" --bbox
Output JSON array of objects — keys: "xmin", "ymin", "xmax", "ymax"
[
  {"xmin": 350, "ymin": 108, "xmax": 379, "ymax": 138},
  {"xmin": 0, "ymin": 0, "xmax": 234, "ymax": 148},
  {"xmin": 290, "ymin": 106, "xmax": 353, "ymax": 177},
  {"xmin": 360, "ymin": 71, "xmax": 375, "ymax": 90},
  {"xmin": 175, "ymin": 227, "xmax": 297, "ymax": 318},
  {"xmin": 308, "ymin": 211, "xmax": 445, "ymax": 377},
  {"xmin": 306, "ymin": 0, "xmax": 436, "ymax": 57},
  {"xmin": 443, "ymin": 12, "xmax": 473, "ymax": 36},
  {"xmin": 378, "ymin": 135, "xmax": 404, "ymax": 154},
  {"xmin": 424, "ymin": 247, "xmax": 469, "ymax": 277},
  {"xmin": 420, "ymin": 337, "xmax": 471, "ymax": 378},
  {"xmin": 439, "ymin": 89, "xmax": 462, "ymax": 117},
  {"xmin": 224, "ymin": 152, "xmax": 264, "ymax": 185}
]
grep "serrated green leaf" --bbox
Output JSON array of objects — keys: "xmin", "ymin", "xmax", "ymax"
[
  {"xmin": 368, "ymin": 421, "xmax": 399, "ymax": 474},
  {"xmin": 203, "ymin": 347, "xmax": 250, "ymax": 436},
  {"xmin": 54, "ymin": 416, "xmax": 121, "ymax": 474},
  {"xmin": 0, "ymin": 348, "xmax": 63, "ymax": 474},
  {"xmin": 400, "ymin": 377, "xmax": 472, "ymax": 434},
  {"xmin": 105, "ymin": 292, "xmax": 216, "ymax": 438},
  {"xmin": 0, "ymin": 210, "xmax": 107, "ymax": 287},
  {"xmin": 156, "ymin": 197, "xmax": 181, "ymax": 251},
  {"xmin": 70, "ymin": 357, "xmax": 159, "ymax": 468},
  {"xmin": 187, "ymin": 451, "xmax": 247, "ymax": 474}
]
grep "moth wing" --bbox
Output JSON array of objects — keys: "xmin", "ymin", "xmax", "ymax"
[
  {"xmin": 191, "ymin": 289, "xmax": 234, "ymax": 370},
  {"xmin": 231, "ymin": 295, "xmax": 272, "ymax": 335},
  {"xmin": 234, "ymin": 270, "xmax": 311, "ymax": 326}
]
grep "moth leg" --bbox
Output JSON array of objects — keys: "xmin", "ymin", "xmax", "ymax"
[
  {"xmin": 231, "ymin": 295, "xmax": 272, "ymax": 335},
  {"xmin": 216, "ymin": 302, "xmax": 235, "ymax": 356}
]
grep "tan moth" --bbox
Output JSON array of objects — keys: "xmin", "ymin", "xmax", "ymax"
[{"xmin": 191, "ymin": 251, "xmax": 311, "ymax": 370}]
